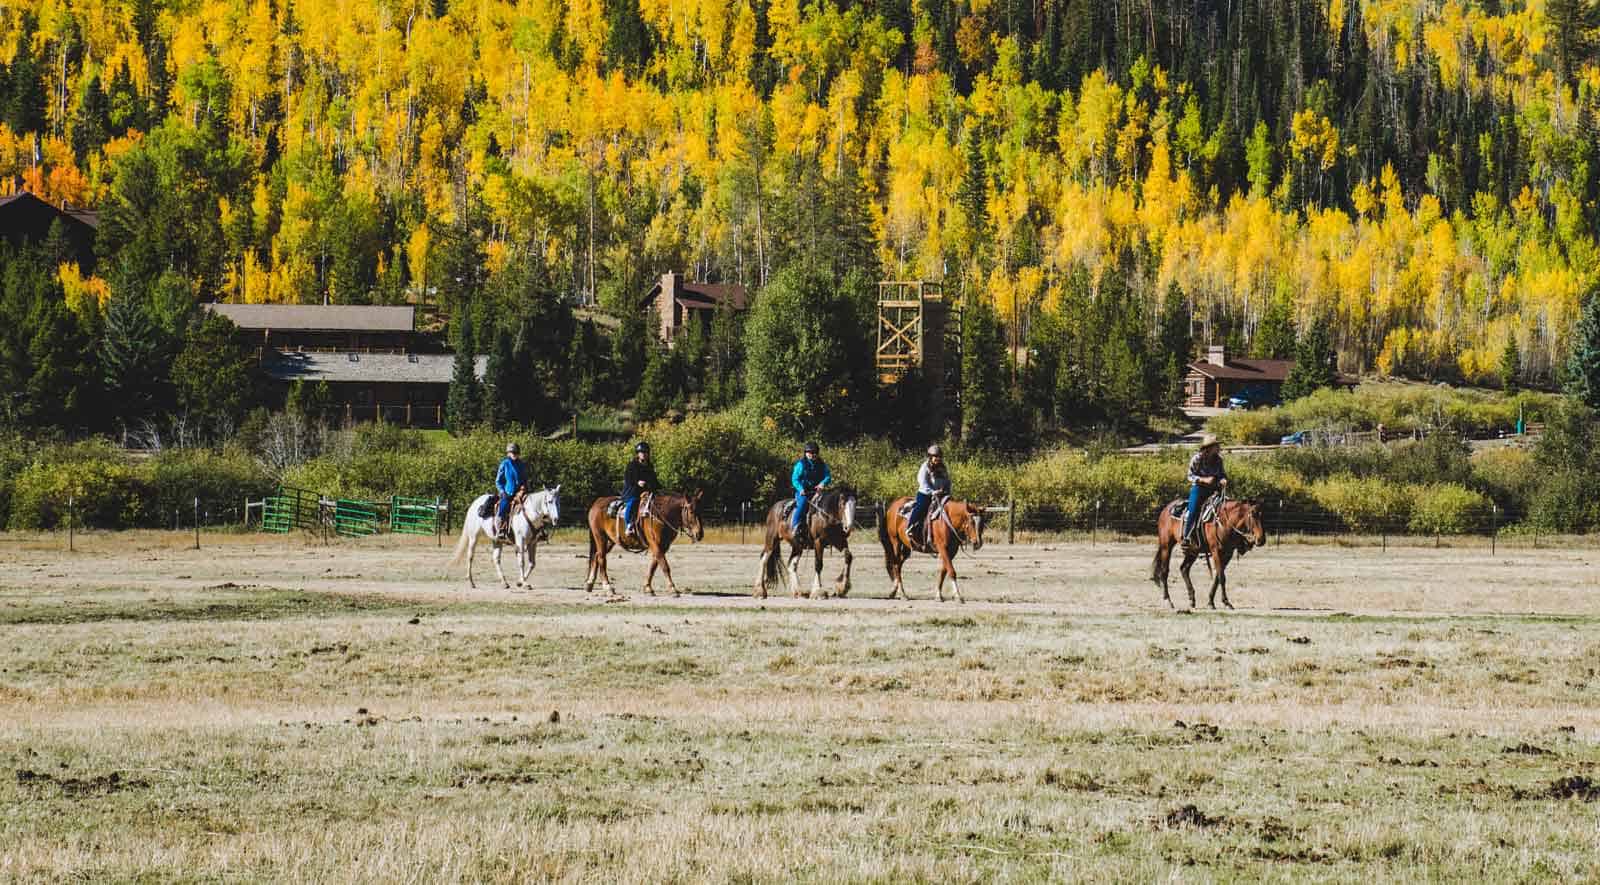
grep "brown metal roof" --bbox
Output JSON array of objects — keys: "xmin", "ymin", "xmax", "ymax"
[
  {"xmin": 204, "ymin": 303, "xmax": 416, "ymax": 332},
  {"xmin": 675, "ymin": 281, "xmax": 748, "ymax": 310},
  {"xmin": 1186, "ymin": 358, "xmax": 1293, "ymax": 382},
  {"xmin": 262, "ymin": 351, "xmax": 487, "ymax": 384}
]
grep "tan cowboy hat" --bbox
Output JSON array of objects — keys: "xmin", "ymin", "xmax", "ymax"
[
  {"xmin": 1198, "ymin": 433, "xmax": 1219, "ymax": 449},
  {"xmin": 927, "ymin": 444, "xmax": 943, "ymax": 457}
]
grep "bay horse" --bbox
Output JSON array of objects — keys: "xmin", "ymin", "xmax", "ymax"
[
  {"xmin": 584, "ymin": 490, "xmax": 705, "ymax": 597},
  {"xmin": 449, "ymin": 486, "xmax": 561, "ymax": 589},
  {"xmin": 877, "ymin": 495, "xmax": 987, "ymax": 602},
  {"xmin": 1151, "ymin": 495, "xmax": 1267, "ymax": 610},
  {"xmin": 755, "ymin": 486, "xmax": 858, "ymax": 599}
]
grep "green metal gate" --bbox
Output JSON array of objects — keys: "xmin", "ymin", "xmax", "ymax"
[
  {"xmin": 263, "ymin": 486, "xmax": 319, "ymax": 533},
  {"xmin": 390, "ymin": 496, "xmax": 441, "ymax": 536},
  {"xmin": 334, "ymin": 499, "xmax": 380, "ymax": 537}
]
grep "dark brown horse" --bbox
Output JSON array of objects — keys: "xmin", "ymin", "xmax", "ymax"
[
  {"xmin": 584, "ymin": 490, "xmax": 705, "ymax": 597},
  {"xmin": 755, "ymin": 486, "xmax": 858, "ymax": 599},
  {"xmin": 1151, "ymin": 495, "xmax": 1267, "ymax": 610},
  {"xmin": 877, "ymin": 495, "xmax": 987, "ymax": 602}
]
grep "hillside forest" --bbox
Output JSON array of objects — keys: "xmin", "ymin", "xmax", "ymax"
[{"xmin": 2, "ymin": 0, "xmax": 1600, "ymax": 439}]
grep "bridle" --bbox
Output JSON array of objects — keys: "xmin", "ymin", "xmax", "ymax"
[
  {"xmin": 804, "ymin": 489, "xmax": 855, "ymax": 532},
  {"xmin": 642, "ymin": 493, "xmax": 701, "ymax": 539},
  {"xmin": 521, "ymin": 487, "xmax": 559, "ymax": 529}
]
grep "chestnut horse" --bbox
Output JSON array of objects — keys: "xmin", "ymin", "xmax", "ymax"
[
  {"xmin": 877, "ymin": 495, "xmax": 987, "ymax": 602},
  {"xmin": 1151, "ymin": 495, "xmax": 1267, "ymax": 610},
  {"xmin": 584, "ymin": 490, "xmax": 705, "ymax": 597},
  {"xmin": 755, "ymin": 486, "xmax": 858, "ymax": 599}
]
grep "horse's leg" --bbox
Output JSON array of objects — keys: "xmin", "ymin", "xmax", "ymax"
[
  {"xmin": 835, "ymin": 544, "xmax": 852, "ymax": 597},
  {"xmin": 521, "ymin": 536, "xmax": 537, "ymax": 585},
  {"xmin": 808, "ymin": 542, "xmax": 826, "ymax": 599},
  {"xmin": 465, "ymin": 531, "xmax": 478, "ymax": 590},
  {"xmin": 598, "ymin": 537, "xmax": 618, "ymax": 596},
  {"xmin": 659, "ymin": 551, "xmax": 680, "ymax": 598},
  {"xmin": 754, "ymin": 542, "xmax": 771, "ymax": 598},
  {"xmin": 941, "ymin": 548, "xmax": 963, "ymax": 604},
  {"xmin": 490, "ymin": 538, "xmax": 511, "ymax": 589},
  {"xmin": 1154, "ymin": 536, "xmax": 1174, "ymax": 609},
  {"xmin": 1210, "ymin": 548, "xmax": 1234, "ymax": 610},
  {"xmin": 1178, "ymin": 549, "xmax": 1200, "ymax": 610},
  {"xmin": 786, "ymin": 543, "xmax": 804, "ymax": 598}
]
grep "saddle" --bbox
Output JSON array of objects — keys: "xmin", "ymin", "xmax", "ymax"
[
  {"xmin": 1173, "ymin": 495, "xmax": 1223, "ymax": 549},
  {"xmin": 480, "ymin": 488, "xmax": 526, "ymax": 527},
  {"xmin": 901, "ymin": 495, "xmax": 948, "ymax": 553},
  {"xmin": 610, "ymin": 493, "xmax": 652, "ymax": 550}
]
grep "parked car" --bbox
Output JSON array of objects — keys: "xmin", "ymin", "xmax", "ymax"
[
  {"xmin": 1227, "ymin": 385, "xmax": 1280, "ymax": 410},
  {"xmin": 1280, "ymin": 430, "xmax": 1312, "ymax": 446}
]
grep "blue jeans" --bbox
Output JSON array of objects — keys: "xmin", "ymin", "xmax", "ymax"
[
  {"xmin": 791, "ymin": 494, "xmax": 809, "ymax": 532},
  {"xmin": 623, "ymin": 495, "xmax": 640, "ymax": 532},
  {"xmin": 908, "ymin": 492, "xmax": 932, "ymax": 532},
  {"xmin": 1183, "ymin": 485, "xmax": 1211, "ymax": 539},
  {"xmin": 497, "ymin": 493, "xmax": 513, "ymax": 523}
]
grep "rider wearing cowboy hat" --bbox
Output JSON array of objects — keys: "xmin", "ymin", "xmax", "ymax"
[
  {"xmin": 789, "ymin": 441, "xmax": 833, "ymax": 535},
  {"xmin": 908, "ymin": 444, "xmax": 951, "ymax": 541},
  {"xmin": 494, "ymin": 442, "xmax": 527, "ymax": 541},
  {"xmin": 622, "ymin": 441, "xmax": 660, "ymax": 539},
  {"xmin": 1184, "ymin": 433, "xmax": 1228, "ymax": 545}
]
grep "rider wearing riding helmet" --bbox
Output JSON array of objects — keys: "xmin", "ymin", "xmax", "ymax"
[
  {"xmin": 790, "ymin": 441, "xmax": 833, "ymax": 534},
  {"xmin": 1184, "ymin": 433, "xmax": 1228, "ymax": 545},
  {"xmin": 622, "ymin": 441, "xmax": 660, "ymax": 538},
  {"xmin": 908, "ymin": 444, "xmax": 951, "ymax": 540},
  {"xmin": 495, "ymin": 442, "xmax": 527, "ymax": 540}
]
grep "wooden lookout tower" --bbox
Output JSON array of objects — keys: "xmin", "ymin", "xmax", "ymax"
[{"xmin": 876, "ymin": 281, "xmax": 963, "ymax": 424}]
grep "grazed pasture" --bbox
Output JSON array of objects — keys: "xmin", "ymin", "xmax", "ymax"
[{"xmin": 3, "ymin": 531, "xmax": 1599, "ymax": 881}]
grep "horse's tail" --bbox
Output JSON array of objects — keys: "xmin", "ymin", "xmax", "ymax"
[
  {"xmin": 762, "ymin": 525, "xmax": 781, "ymax": 584},
  {"xmin": 1150, "ymin": 504, "xmax": 1171, "ymax": 582},
  {"xmin": 449, "ymin": 514, "xmax": 473, "ymax": 566},
  {"xmin": 878, "ymin": 502, "xmax": 896, "ymax": 577}
]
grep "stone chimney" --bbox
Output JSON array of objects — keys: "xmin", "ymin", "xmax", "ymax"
[
  {"xmin": 658, "ymin": 271, "xmax": 679, "ymax": 341},
  {"xmin": 1206, "ymin": 344, "xmax": 1227, "ymax": 367}
]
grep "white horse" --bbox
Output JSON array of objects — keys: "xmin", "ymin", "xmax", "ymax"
[{"xmin": 449, "ymin": 486, "xmax": 561, "ymax": 589}]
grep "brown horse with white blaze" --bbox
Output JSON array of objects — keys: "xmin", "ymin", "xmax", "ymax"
[
  {"xmin": 584, "ymin": 490, "xmax": 705, "ymax": 597},
  {"xmin": 1151, "ymin": 496, "xmax": 1267, "ymax": 610},
  {"xmin": 877, "ymin": 495, "xmax": 987, "ymax": 602},
  {"xmin": 755, "ymin": 486, "xmax": 858, "ymax": 599}
]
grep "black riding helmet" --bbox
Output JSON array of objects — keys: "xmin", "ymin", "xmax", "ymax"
[
  {"xmin": 635, "ymin": 441, "xmax": 651, "ymax": 453},
  {"xmin": 803, "ymin": 441, "xmax": 819, "ymax": 454}
]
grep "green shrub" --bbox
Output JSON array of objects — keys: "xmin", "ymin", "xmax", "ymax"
[
  {"xmin": 644, "ymin": 414, "xmax": 789, "ymax": 510},
  {"xmin": 1207, "ymin": 409, "xmax": 1290, "ymax": 444},
  {"xmin": 141, "ymin": 450, "xmax": 275, "ymax": 527},
  {"xmin": 1470, "ymin": 446, "xmax": 1539, "ymax": 515},
  {"xmin": 10, "ymin": 452, "xmax": 143, "ymax": 529},
  {"xmin": 1308, "ymin": 475, "xmax": 1411, "ymax": 532},
  {"xmin": 1407, "ymin": 484, "xmax": 1491, "ymax": 534}
]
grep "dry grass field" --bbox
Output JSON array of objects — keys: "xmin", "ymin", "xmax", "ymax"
[{"xmin": 3, "ymin": 529, "xmax": 1599, "ymax": 881}]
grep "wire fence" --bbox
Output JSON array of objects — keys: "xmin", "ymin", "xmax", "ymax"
[{"xmin": 34, "ymin": 492, "xmax": 1575, "ymax": 555}]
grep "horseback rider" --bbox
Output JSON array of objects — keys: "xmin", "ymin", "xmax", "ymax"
[
  {"xmin": 789, "ymin": 441, "xmax": 833, "ymax": 535},
  {"xmin": 494, "ymin": 442, "xmax": 527, "ymax": 541},
  {"xmin": 622, "ymin": 441, "xmax": 660, "ymax": 540},
  {"xmin": 908, "ymin": 444, "xmax": 951, "ymax": 543},
  {"xmin": 1183, "ymin": 433, "xmax": 1228, "ymax": 546}
]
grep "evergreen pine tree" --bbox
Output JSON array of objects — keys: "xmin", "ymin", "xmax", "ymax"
[
  {"xmin": 170, "ymin": 311, "xmax": 255, "ymax": 433},
  {"xmin": 1156, "ymin": 283, "xmax": 1193, "ymax": 412},
  {"xmin": 961, "ymin": 295, "xmax": 1018, "ymax": 448},
  {"xmin": 1565, "ymin": 287, "xmax": 1600, "ymax": 409},
  {"xmin": 634, "ymin": 339, "xmax": 674, "ymax": 422},
  {"xmin": 482, "ymin": 325, "xmax": 517, "ymax": 429},
  {"xmin": 446, "ymin": 316, "xmax": 481, "ymax": 433},
  {"xmin": 1252, "ymin": 293, "xmax": 1297, "ymax": 359},
  {"xmin": 101, "ymin": 292, "xmax": 176, "ymax": 426},
  {"xmin": 1282, "ymin": 317, "xmax": 1337, "ymax": 402}
]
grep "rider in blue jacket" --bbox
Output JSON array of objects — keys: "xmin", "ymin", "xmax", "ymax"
[
  {"xmin": 790, "ymin": 441, "xmax": 832, "ymax": 534},
  {"xmin": 495, "ymin": 442, "xmax": 526, "ymax": 540}
]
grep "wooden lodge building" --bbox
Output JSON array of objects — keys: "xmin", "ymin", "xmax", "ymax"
[
  {"xmin": 0, "ymin": 190, "xmax": 99, "ymax": 269},
  {"xmin": 646, "ymin": 271, "xmax": 748, "ymax": 344},
  {"xmin": 203, "ymin": 303, "xmax": 484, "ymax": 428},
  {"xmin": 1184, "ymin": 344, "xmax": 1355, "ymax": 407}
]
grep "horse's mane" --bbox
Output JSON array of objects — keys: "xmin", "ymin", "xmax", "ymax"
[{"xmin": 816, "ymin": 485, "xmax": 857, "ymax": 506}]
